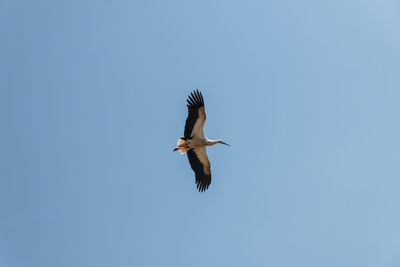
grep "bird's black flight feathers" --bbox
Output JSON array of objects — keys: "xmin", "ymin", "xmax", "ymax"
[
  {"xmin": 187, "ymin": 149, "xmax": 211, "ymax": 192},
  {"xmin": 184, "ymin": 90, "xmax": 204, "ymax": 139}
]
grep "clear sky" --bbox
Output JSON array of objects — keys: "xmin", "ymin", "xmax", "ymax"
[{"xmin": 1, "ymin": 0, "xmax": 400, "ymax": 266}]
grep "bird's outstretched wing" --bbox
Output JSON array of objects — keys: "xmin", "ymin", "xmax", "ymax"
[
  {"xmin": 187, "ymin": 147, "xmax": 211, "ymax": 192},
  {"xmin": 184, "ymin": 90, "xmax": 206, "ymax": 139}
]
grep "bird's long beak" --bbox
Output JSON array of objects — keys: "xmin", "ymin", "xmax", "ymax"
[{"xmin": 222, "ymin": 141, "xmax": 231, "ymax": 146}]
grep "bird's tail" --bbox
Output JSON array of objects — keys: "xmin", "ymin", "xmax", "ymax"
[{"xmin": 177, "ymin": 138, "xmax": 189, "ymax": 154}]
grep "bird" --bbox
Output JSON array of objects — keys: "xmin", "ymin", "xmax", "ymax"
[{"xmin": 174, "ymin": 90, "xmax": 230, "ymax": 192}]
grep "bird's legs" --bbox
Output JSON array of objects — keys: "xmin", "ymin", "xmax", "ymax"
[{"xmin": 173, "ymin": 144, "xmax": 190, "ymax": 152}]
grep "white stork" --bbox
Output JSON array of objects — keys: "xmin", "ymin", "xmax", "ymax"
[{"xmin": 174, "ymin": 90, "xmax": 230, "ymax": 192}]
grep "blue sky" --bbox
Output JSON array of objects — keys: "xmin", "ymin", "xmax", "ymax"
[{"xmin": 1, "ymin": 0, "xmax": 400, "ymax": 266}]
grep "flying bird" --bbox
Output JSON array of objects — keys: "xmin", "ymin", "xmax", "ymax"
[{"xmin": 174, "ymin": 90, "xmax": 230, "ymax": 192}]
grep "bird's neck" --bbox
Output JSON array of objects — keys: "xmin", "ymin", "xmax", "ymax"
[{"xmin": 205, "ymin": 139, "xmax": 220, "ymax": 146}]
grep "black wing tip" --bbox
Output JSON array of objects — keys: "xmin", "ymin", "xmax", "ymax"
[
  {"xmin": 186, "ymin": 89, "xmax": 204, "ymax": 108},
  {"xmin": 195, "ymin": 174, "xmax": 211, "ymax": 192}
]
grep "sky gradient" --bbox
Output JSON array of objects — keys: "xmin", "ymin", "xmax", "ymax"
[{"xmin": 1, "ymin": 0, "xmax": 400, "ymax": 266}]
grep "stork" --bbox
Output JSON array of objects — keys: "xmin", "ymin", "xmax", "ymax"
[{"xmin": 174, "ymin": 90, "xmax": 230, "ymax": 192}]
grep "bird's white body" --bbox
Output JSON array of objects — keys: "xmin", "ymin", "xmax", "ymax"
[{"xmin": 176, "ymin": 137, "xmax": 220, "ymax": 154}]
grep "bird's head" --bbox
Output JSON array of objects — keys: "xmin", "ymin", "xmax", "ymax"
[{"xmin": 218, "ymin": 139, "xmax": 231, "ymax": 146}]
